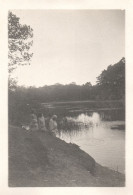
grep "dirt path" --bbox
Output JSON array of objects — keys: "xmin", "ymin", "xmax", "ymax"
[{"xmin": 9, "ymin": 125, "xmax": 125, "ymax": 187}]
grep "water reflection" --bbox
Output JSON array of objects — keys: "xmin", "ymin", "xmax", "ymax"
[
  {"xmin": 58, "ymin": 112, "xmax": 101, "ymax": 132},
  {"xmin": 56, "ymin": 112, "xmax": 125, "ymax": 173},
  {"xmin": 42, "ymin": 102, "xmax": 125, "ymax": 173},
  {"xmin": 99, "ymin": 109, "xmax": 125, "ymax": 121}
]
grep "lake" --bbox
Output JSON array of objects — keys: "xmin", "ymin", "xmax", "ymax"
[{"xmin": 42, "ymin": 101, "xmax": 125, "ymax": 173}]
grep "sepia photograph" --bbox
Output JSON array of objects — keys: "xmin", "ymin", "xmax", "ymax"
[{"xmin": 8, "ymin": 9, "xmax": 125, "ymax": 187}]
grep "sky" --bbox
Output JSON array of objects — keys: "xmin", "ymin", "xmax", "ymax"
[{"xmin": 12, "ymin": 10, "xmax": 125, "ymax": 87}]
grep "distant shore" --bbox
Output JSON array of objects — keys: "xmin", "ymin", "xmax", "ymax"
[
  {"xmin": 41, "ymin": 99, "xmax": 124, "ymax": 104},
  {"xmin": 9, "ymin": 125, "xmax": 125, "ymax": 187}
]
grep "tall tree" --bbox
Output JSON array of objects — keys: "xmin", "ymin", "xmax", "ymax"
[
  {"xmin": 8, "ymin": 11, "xmax": 33, "ymax": 90},
  {"xmin": 96, "ymin": 58, "xmax": 125, "ymax": 99}
]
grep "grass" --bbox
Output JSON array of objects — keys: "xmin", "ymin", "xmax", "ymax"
[{"xmin": 9, "ymin": 125, "xmax": 125, "ymax": 187}]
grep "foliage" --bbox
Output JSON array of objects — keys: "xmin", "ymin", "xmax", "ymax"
[
  {"xmin": 96, "ymin": 58, "xmax": 125, "ymax": 99},
  {"xmin": 11, "ymin": 56, "xmax": 125, "ymax": 103},
  {"xmin": 8, "ymin": 57, "xmax": 125, "ymax": 125},
  {"xmin": 8, "ymin": 11, "xmax": 33, "ymax": 89}
]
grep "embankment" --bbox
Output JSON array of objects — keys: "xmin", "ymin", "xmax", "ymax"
[{"xmin": 9, "ymin": 125, "xmax": 125, "ymax": 187}]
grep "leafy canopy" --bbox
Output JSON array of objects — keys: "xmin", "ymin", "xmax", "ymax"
[
  {"xmin": 8, "ymin": 11, "xmax": 33, "ymax": 90},
  {"xmin": 8, "ymin": 11, "xmax": 33, "ymax": 73}
]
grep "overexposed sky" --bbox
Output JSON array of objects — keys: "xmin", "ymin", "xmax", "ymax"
[{"xmin": 12, "ymin": 10, "xmax": 125, "ymax": 87}]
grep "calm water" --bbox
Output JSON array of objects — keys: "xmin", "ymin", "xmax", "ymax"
[{"xmin": 42, "ymin": 101, "xmax": 125, "ymax": 173}]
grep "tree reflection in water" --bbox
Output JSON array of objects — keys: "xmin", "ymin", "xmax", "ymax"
[{"xmin": 57, "ymin": 112, "xmax": 101, "ymax": 139}]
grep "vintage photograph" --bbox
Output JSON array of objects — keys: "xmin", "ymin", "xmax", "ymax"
[{"xmin": 8, "ymin": 10, "xmax": 125, "ymax": 187}]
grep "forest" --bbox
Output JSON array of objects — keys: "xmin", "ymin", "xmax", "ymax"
[{"xmin": 9, "ymin": 57, "xmax": 125, "ymax": 101}]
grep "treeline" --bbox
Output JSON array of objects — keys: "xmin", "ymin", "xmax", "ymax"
[
  {"xmin": 9, "ymin": 58, "xmax": 125, "ymax": 124},
  {"xmin": 9, "ymin": 57, "xmax": 125, "ymax": 101}
]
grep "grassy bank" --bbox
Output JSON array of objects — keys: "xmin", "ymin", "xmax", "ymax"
[{"xmin": 9, "ymin": 125, "xmax": 125, "ymax": 187}]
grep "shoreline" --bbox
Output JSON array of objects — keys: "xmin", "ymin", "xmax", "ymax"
[
  {"xmin": 9, "ymin": 125, "xmax": 125, "ymax": 187},
  {"xmin": 41, "ymin": 99, "xmax": 124, "ymax": 104}
]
